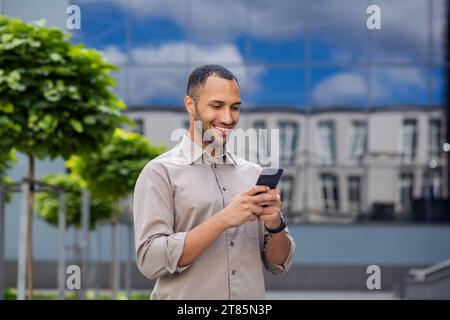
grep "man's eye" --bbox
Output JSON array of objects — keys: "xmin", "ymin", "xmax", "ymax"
[{"xmin": 232, "ymin": 105, "xmax": 240, "ymax": 111}]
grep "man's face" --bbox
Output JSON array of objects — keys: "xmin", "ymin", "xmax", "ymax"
[{"xmin": 188, "ymin": 75, "xmax": 241, "ymax": 147}]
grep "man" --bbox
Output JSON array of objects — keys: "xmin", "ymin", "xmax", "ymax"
[{"xmin": 133, "ymin": 64, "xmax": 295, "ymax": 300}]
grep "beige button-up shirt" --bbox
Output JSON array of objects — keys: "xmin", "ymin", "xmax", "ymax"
[{"xmin": 133, "ymin": 135, "xmax": 296, "ymax": 300}]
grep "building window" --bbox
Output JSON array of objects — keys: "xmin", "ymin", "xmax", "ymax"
[
  {"xmin": 399, "ymin": 173, "xmax": 414, "ymax": 212},
  {"xmin": 279, "ymin": 121, "xmax": 298, "ymax": 165},
  {"xmin": 401, "ymin": 119, "xmax": 417, "ymax": 161},
  {"xmin": 318, "ymin": 121, "xmax": 336, "ymax": 165},
  {"xmin": 320, "ymin": 173, "xmax": 339, "ymax": 212},
  {"xmin": 423, "ymin": 169, "xmax": 442, "ymax": 199},
  {"xmin": 348, "ymin": 176, "xmax": 361, "ymax": 213},
  {"xmin": 132, "ymin": 118, "xmax": 144, "ymax": 135},
  {"xmin": 429, "ymin": 119, "xmax": 441, "ymax": 160},
  {"xmin": 279, "ymin": 176, "xmax": 294, "ymax": 214},
  {"xmin": 253, "ymin": 120, "xmax": 267, "ymax": 165},
  {"xmin": 349, "ymin": 121, "xmax": 367, "ymax": 163}
]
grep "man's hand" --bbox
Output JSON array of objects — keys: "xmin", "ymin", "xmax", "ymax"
[
  {"xmin": 218, "ymin": 185, "xmax": 279, "ymax": 229},
  {"xmin": 256, "ymin": 189, "xmax": 282, "ymax": 230}
]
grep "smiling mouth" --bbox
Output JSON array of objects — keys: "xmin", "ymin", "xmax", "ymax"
[{"xmin": 212, "ymin": 124, "xmax": 233, "ymax": 134}]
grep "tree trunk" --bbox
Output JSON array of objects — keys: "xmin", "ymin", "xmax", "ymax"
[{"xmin": 26, "ymin": 154, "xmax": 34, "ymax": 300}]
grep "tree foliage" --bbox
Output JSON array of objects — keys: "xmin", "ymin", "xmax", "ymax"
[
  {"xmin": 0, "ymin": 148, "xmax": 15, "ymax": 202},
  {"xmin": 0, "ymin": 16, "xmax": 130, "ymax": 159},
  {"xmin": 36, "ymin": 173, "xmax": 112, "ymax": 229},
  {"xmin": 0, "ymin": 148, "xmax": 15, "ymax": 177},
  {"xmin": 67, "ymin": 129, "xmax": 166, "ymax": 207}
]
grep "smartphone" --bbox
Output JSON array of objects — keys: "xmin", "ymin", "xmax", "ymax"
[
  {"xmin": 255, "ymin": 168, "xmax": 283, "ymax": 190},
  {"xmin": 255, "ymin": 168, "xmax": 283, "ymax": 208}
]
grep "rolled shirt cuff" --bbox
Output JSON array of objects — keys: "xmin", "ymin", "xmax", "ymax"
[{"xmin": 166, "ymin": 231, "xmax": 191, "ymax": 274}]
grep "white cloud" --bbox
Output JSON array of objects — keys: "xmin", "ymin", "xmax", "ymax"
[
  {"xmin": 117, "ymin": 0, "xmax": 444, "ymax": 62},
  {"xmin": 371, "ymin": 68, "xmax": 426, "ymax": 101},
  {"xmin": 313, "ymin": 73, "xmax": 366, "ymax": 106},
  {"xmin": 102, "ymin": 42, "xmax": 264, "ymax": 105},
  {"xmin": 102, "ymin": 46, "xmax": 127, "ymax": 65},
  {"xmin": 313, "ymin": 67, "xmax": 429, "ymax": 106}
]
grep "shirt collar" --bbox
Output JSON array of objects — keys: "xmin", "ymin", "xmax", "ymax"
[{"xmin": 178, "ymin": 135, "xmax": 237, "ymax": 165}]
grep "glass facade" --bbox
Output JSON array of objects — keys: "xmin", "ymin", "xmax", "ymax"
[
  {"xmin": 67, "ymin": 0, "xmax": 448, "ymax": 224},
  {"xmin": 321, "ymin": 173, "xmax": 340, "ymax": 212},
  {"xmin": 349, "ymin": 121, "xmax": 367, "ymax": 163},
  {"xmin": 279, "ymin": 121, "xmax": 299, "ymax": 165},
  {"xmin": 69, "ymin": 0, "xmax": 445, "ymax": 109},
  {"xmin": 318, "ymin": 121, "xmax": 336, "ymax": 165}
]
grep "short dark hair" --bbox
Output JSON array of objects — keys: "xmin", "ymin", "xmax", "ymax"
[{"xmin": 186, "ymin": 64, "xmax": 239, "ymax": 102}]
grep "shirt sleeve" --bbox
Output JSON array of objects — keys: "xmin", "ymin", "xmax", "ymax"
[
  {"xmin": 261, "ymin": 224, "xmax": 296, "ymax": 276},
  {"xmin": 133, "ymin": 161, "xmax": 190, "ymax": 280}
]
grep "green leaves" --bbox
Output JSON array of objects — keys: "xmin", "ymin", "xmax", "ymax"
[
  {"xmin": 69, "ymin": 119, "xmax": 83, "ymax": 133},
  {"xmin": 67, "ymin": 129, "xmax": 167, "ymax": 203},
  {"xmin": 36, "ymin": 173, "xmax": 113, "ymax": 229},
  {"xmin": 0, "ymin": 16, "xmax": 130, "ymax": 160},
  {"xmin": 1, "ymin": 33, "xmax": 13, "ymax": 43},
  {"xmin": 83, "ymin": 115, "xmax": 96, "ymax": 125},
  {"xmin": 0, "ymin": 148, "xmax": 16, "ymax": 203},
  {"xmin": 0, "ymin": 101, "xmax": 14, "ymax": 113},
  {"xmin": 49, "ymin": 52, "xmax": 63, "ymax": 62},
  {"xmin": 4, "ymin": 70, "xmax": 26, "ymax": 91}
]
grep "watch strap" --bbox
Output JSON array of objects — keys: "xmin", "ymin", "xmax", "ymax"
[{"xmin": 265, "ymin": 216, "xmax": 286, "ymax": 235}]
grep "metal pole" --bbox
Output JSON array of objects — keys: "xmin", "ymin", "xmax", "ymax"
[
  {"xmin": 80, "ymin": 189, "xmax": 90, "ymax": 299},
  {"xmin": 125, "ymin": 223, "xmax": 132, "ymax": 300},
  {"xmin": 57, "ymin": 191, "xmax": 66, "ymax": 300},
  {"xmin": 17, "ymin": 180, "xmax": 29, "ymax": 300},
  {"xmin": 112, "ymin": 221, "xmax": 120, "ymax": 300},
  {"xmin": 0, "ymin": 186, "xmax": 5, "ymax": 300},
  {"xmin": 94, "ymin": 223, "xmax": 101, "ymax": 299}
]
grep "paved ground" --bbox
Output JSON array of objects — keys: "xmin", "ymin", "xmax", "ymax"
[
  {"xmin": 12, "ymin": 289, "xmax": 399, "ymax": 300},
  {"xmin": 266, "ymin": 290, "xmax": 399, "ymax": 300}
]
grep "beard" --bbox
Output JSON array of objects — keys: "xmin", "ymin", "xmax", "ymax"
[{"xmin": 193, "ymin": 108, "xmax": 229, "ymax": 147}]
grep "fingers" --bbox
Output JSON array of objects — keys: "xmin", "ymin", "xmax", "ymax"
[
  {"xmin": 258, "ymin": 205, "xmax": 280, "ymax": 216},
  {"xmin": 244, "ymin": 185, "xmax": 270, "ymax": 196},
  {"xmin": 250, "ymin": 192, "xmax": 280, "ymax": 204},
  {"xmin": 258, "ymin": 201, "xmax": 273, "ymax": 207},
  {"xmin": 247, "ymin": 203, "xmax": 264, "ymax": 216},
  {"xmin": 257, "ymin": 209, "xmax": 280, "ymax": 222},
  {"xmin": 267, "ymin": 189, "xmax": 281, "ymax": 195},
  {"xmin": 257, "ymin": 213, "xmax": 279, "ymax": 222}
]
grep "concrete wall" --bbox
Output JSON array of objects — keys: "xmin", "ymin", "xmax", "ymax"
[{"xmin": 4, "ymin": 224, "xmax": 450, "ymax": 291}]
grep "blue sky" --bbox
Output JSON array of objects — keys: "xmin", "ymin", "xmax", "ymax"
[{"xmin": 70, "ymin": 0, "xmax": 446, "ymax": 108}]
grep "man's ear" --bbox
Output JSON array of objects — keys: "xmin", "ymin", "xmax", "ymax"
[{"xmin": 184, "ymin": 95, "xmax": 194, "ymax": 115}]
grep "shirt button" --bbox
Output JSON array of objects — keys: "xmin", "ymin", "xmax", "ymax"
[
  {"xmin": 222, "ymin": 187, "xmax": 226, "ymax": 191},
  {"xmin": 231, "ymin": 270, "xmax": 236, "ymax": 276},
  {"xmin": 229, "ymin": 241, "xmax": 234, "ymax": 246}
]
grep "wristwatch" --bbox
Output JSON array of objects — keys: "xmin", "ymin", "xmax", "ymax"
[{"xmin": 265, "ymin": 216, "xmax": 287, "ymax": 235}]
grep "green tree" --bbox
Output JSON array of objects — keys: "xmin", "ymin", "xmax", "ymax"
[
  {"xmin": 67, "ymin": 128, "xmax": 166, "ymax": 298},
  {"xmin": 0, "ymin": 16, "xmax": 130, "ymax": 298},
  {"xmin": 67, "ymin": 129, "xmax": 166, "ymax": 203},
  {"xmin": 0, "ymin": 148, "xmax": 15, "ymax": 202},
  {"xmin": 0, "ymin": 148, "xmax": 15, "ymax": 172},
  {"xmin": 36, "ymin": 173, "xmax": 112, "ymax": 229}
]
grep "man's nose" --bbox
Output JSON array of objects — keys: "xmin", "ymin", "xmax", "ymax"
[{"xmin": 219, "ymin": 109, "xmax": 233, "ymax": 125}]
